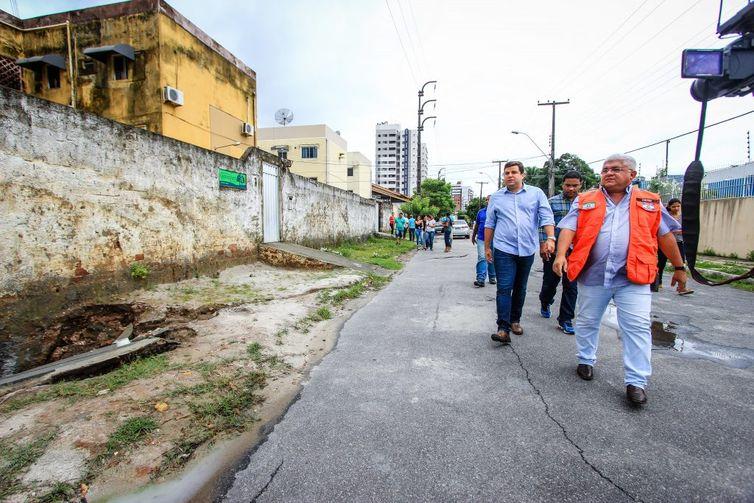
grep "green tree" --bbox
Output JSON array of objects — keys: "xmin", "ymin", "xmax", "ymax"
[
  {"xmin": 400, "ymin": 195, "xmax": 438, "ymax": 217},
  {"xmin": 415, "ymin": 178, "xmax": 455, "ymax": 216},
  {"xmin": 465, "ymin": 196, "xmax": 485, "ymax": 222},
  {"xmin": 526, "ymin": 153, "xmax": 599, "ymax": 193}
]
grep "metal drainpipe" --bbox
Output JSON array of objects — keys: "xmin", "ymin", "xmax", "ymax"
[{"xmin": 66, "ymin": 20, "xmax": 76, "ymax": 109}]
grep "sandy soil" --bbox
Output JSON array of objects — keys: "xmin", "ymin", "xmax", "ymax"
[{"xmin": 0, "ymin": 262, "xmax": 376, "ymax": 502}]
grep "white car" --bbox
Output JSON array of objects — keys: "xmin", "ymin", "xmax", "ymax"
[{"xmin": 452, "ymin": 219, "xmax": 471, "ymax": 239}]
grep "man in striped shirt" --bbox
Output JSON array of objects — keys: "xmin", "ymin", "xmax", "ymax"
[{"xmin": 538, "ymin": 171, "xmax": 583, "ymax": 335}]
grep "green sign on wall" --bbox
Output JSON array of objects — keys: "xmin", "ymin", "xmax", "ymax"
[{"xmin": 219, "ymin": 169, "xmax": 247, "ymax": 190}]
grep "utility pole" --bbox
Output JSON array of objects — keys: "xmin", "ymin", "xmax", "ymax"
[
  {"xmin": 493, "ymin": 160, "xmax": 507, "ymax": 190},
  {"xmin": 478, "ymin": 181, "xmax": 487, "ymax": 201},
  {"xmin": 748, "ymin": 130, "xmax": 751, "ymax": 162},
  {"xmin": 417, "ymin": 81, "xmax": 437, "ymax": 194},
  {"xmin": 538, "ymin": 99, "xmax": 570, "ymax": 197},
  {"xmin": 663, "ymin": 139, "xmax": 670, "ymax": 178}
]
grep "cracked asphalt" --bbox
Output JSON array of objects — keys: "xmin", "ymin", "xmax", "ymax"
[{"xmin": 221, "ymin": 241, "xmax": 754, "ymax": 502}]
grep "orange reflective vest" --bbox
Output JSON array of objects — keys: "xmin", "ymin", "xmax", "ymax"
[{"xmin": 567, "ymin": 188, "xmax": 661, "ymax": 285}]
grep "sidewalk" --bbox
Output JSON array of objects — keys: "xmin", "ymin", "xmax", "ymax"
[{"xmin": 221, "ymin": 241, "xmax": 754, "ymax": 502}]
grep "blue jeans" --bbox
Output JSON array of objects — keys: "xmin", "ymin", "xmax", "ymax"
[
  {"xmin": 415, "ymin": 229, "xmax": 423, "ymax": 247},
  {"xmin": 575, "ymin": 282, "xmax": 652, "ymax": 388},
  {"xmin": 475, "ymin": 240, "xmax": 496, "ymax": 283},
  {"xmin": 444, "ymin": 230, "xmax": 452, "ymax": 247},
  {"xmin": 425, "ymin": 231, "xmax": 435, "ymax": 250},
  {"xmin": 493, "ymin": 249, "xmax": 534, "ymax": 332}
]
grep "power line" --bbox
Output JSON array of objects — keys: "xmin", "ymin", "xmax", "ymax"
[
  {"xmin": 568, "ymin": 0, "xmax": 706, "ymax": 99},
  {"xmin": 396, "ymin": 0, "xmax": 423, "ymax": 77},
  {"xmin": 587, "ymin": 109, "xmax": 754, "ymax": 165},
  {"xmin": 385, "ymin": 0, "xmax": 418, "ymax": 86},
  {"xmin": 559, "ymin": 0, "xmax": 654, "ymax": 93}
]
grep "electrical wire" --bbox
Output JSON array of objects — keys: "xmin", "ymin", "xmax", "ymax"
[
  {"xmin": 385, "ymin": 0, "xmax": 419, "ymax": 86},
  {"xmin": 587, "ymin": 109, "xmax": 754, "ymax": 164},
  {"xmin": 568, "ymin": 0, "xmax": 707, "ymax": 100},
  {"xmin": 559, "ymin": 0, "xmax": 655, "ymax": 93}
]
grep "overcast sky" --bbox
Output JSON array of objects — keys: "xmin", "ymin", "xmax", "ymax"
[{"xmin": 5, "ymin": 0, "xmax": 753, "ymax": 194}]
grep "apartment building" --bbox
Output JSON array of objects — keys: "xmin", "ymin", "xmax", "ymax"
[
  {"xmin": 374, "ymin": 122, "xmax": 428, "ymax": 196},
  {"xmin": 257, "ymin": 124, "xmax": 350, "ymax": 191},
  {"xmin": 0, "ymin": 0, "xmax": 257, "ymax": 158},
  {"xmin": 451, "ymin": 182, "xmax": 474, "ymax": 211}
]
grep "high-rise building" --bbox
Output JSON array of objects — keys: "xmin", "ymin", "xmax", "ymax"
[
  {"xmin": 451, "ymin": 182, "xmax": 474, "ymax": 211},
  {"xmin": 374, "ymin": 122, "xmax": 428, "ymax": 196}
]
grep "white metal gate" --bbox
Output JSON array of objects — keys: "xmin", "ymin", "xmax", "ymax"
[{"xmin": 263, "ymin": 163, "xmax": 280, "ymax": 242}]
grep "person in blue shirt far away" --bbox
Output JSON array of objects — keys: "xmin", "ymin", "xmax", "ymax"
[
  {"xmin": 471, "ymin": 195, "xmax": 496, "ymax": 287},
  {"xmin": 484, "ymin": 161, "xmax": 555, "ymax": 345}
]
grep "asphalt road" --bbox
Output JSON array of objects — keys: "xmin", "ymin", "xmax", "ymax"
[{"xmin": 221, "ymin": 240, "xmax": 754, "ymax": 502}]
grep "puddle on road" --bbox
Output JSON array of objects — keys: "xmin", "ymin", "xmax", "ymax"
[{"xmin": 600, "ymin": 304, "xmax": 754, "ymax": 369}]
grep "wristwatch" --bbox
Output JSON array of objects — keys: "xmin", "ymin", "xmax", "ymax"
[
  {"xmin": 674, "ymin": 266, "xmax": 685, "ymax": 271},
  {"xmin": 546, "ymin": 236, "xmax": 556, "ymax": 241}
]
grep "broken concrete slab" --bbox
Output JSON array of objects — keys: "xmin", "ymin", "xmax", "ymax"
[
  {"xmin": 259, "ymin": 242, "xmax": 389, "ymax": 275},
  {"xmin": 0, "ymin": 337, "xmax": 177, "ymax": 388}
]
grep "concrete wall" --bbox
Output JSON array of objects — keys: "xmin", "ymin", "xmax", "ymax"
[
  {"xmin": 0, "ymin": 86, "xmax": 264, "ymax": 301},
  {"xmin": 698, "ymin": 198, "xmax": 754, "ymax": 258},
  {"xmin": 0, "ymin": 86, "xmax": 379, "ymax": 374},
  {"xmin": 281, "ymin": 169, "xmax": 377, "ymax": 247}
]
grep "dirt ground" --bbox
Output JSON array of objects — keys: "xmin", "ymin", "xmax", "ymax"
[{"xmin": 0, "ymin": 262, "xmax": 391, "ymax": 502}]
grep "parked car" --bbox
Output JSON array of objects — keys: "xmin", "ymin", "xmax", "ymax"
[{"xmin": 452, "ymin": 219, "xmax": 471, "ymax": 239}]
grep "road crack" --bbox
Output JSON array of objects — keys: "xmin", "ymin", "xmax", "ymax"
[
  {"xmin": 251, "ymin": 459, "xmax": 284, "ymax": 502},
  {"xmin": 507, "ymin": 345, "xmax": 642, "ymax": 503}
]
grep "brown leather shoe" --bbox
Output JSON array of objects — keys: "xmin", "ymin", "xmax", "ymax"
[
  {"xmin": 491, "ymin": 331, "xmax": 511, "ymax": 344},
  {"xmin": 511, "ymin": 323, "xmax": 524, "ymax": 335},
  {"xmin": 626, "ymin": 385, "xmax": 648, "ymax": 405},
  {"xmin": 576, "ymin": 364, "xmax": 593, "ymax": 381}
]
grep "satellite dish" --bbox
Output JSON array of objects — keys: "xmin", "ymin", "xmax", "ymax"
[{"xmin": 275, "ymin": 108, "xmax": 294, "ymax": 126}]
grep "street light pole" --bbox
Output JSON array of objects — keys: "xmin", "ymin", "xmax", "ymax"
[
  {"xmin": 417, "ymin": 80, "xmax": 437, "ymax": 195},
  {"xmin": 511, "ymin": 131, "xmax": 551, "ymax": 193}
]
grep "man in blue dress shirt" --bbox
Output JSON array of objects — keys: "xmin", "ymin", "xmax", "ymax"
[{"xmin": 484, "ymin": 161, "xmax": 555, "ymax": 344}]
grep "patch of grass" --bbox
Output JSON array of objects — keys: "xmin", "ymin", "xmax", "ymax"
[
  {"xmin": 36, "ymin": 482, "xmax": 77, "ymax": 503},
  {"xmin": 314, "ymin": 306, "xmax": 332, "ymax": 320},
  {"xmin": 188, "ymin": 371, "xmax": 266, "ymax": 426},
  {"xmin": 332, "ymin": 236, "xmax": 414, "ymax": 270},
  {"xmin": 1, "ymin": 355, "xmax": 173, "ymax": 413},
  {"xmin": 246, "ymin": 342, "xmax": 263, "ymax": 362},
  {"xmin": 170, "ymin": 281, "xmax": 272, "ymax": 305},
  {"xmin": 748, "ymin": 250, "xmax": 754, "ymax": 262},
  {"xmin": 105, "ymin": 416, "xmax": 158, "ymax": 454},
  {"xmin": 701, "ymin": 248, "xmax": 718, "ymax": 257},
  {"xmin": 130, "ymin": 262, "xmax": 150, "ymax": 280},
  {"xmin": 0, "ymin": 430, "xmax": 57, "ymax": 499},
  {"xmin": 729, "ymin": 253, "xmax": 740, "ymax": 259},
  {"xmin": 695, "ymin": 260, "xmax": 750, "ymax": 276},
  {"xmin": 274, "ymin": 328, "xmax": 288, "ymax": 346}
]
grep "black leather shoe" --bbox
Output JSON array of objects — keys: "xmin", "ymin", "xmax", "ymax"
[
  {"xmin": 576, "ymin": 364, "xmax": 593, "ymax": 381},
  {"xmin": 491, "ymin": 331, "xmax": 511, "ymax": 344},
  {"xmin": 473, "ymin": 281, "xmax": 485, "ymax": 288},
  {"xmin": 489, "ymin": 279, "xmax": 497, "ymax": 285},
  {"xmin": 626, "ymin": 385, "xmax": 648, "ymax": 405}
]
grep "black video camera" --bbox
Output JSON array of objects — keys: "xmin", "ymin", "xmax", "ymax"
[{"xmin": 682, "ymin": 1, "xmax": 754, "ymax": 101}]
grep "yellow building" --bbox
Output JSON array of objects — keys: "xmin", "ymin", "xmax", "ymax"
[
  {"xmin": 346, "ymin": 151, "xmax": 373, "ymax": 199},
  {"xmin": 0, "ymin": 0, "xmax": 256, "ymax": 158},
  {"xmin": 257, "ymin": 125, "xmax": 350, "ymax": 191}
]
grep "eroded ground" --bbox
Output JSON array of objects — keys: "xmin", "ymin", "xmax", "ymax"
[{"xmin": 0, "ymin": 262, "xmax": 391, "ymax": 502}]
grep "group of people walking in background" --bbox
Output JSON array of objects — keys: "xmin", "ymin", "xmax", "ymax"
[{"xmin": 389, "ymin": 212, "xmax": 455, "ymax": 252}]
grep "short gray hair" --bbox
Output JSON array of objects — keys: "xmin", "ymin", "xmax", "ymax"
[{"xmin": 604, "ymin": 154, "xmax": 637, "ymax": 171}]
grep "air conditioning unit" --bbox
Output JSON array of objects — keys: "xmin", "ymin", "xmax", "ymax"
[
  {"xmin": 162, "ymin": 86, "xmax": 184, "ymax": 106},
  {"xmin": 242, "ymin": 122, "xmax": 254, "ymax": 136}
]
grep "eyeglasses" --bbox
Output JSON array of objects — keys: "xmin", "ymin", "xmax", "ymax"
[{"xmin": 601, "ymin": 166, "xmax": 628, "ymax": 174}]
